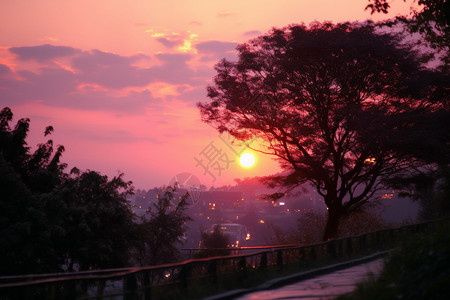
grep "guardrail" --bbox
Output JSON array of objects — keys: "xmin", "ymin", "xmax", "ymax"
[{"xmin": 0, "ymin": 220, "xmax": 441, "ymax": 300}]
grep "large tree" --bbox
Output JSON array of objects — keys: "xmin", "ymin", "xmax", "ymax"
[
  {"xmin": 0, "ymin": 107, "xmax": 135, "ymax": 274},
  {"xmin": 367, "ymin": 0, "xmax": 450, "ymax": 218},
  {"xmin": 199, "ymin": 22, "xmax": 445, "ymax": 240},
  {"xmin": 0, "ymin": 107, "xmax": 68, "ymax": 274},
  {"xmin": 49, "ymin": 169, "xmax": 135, "ymax": 271}
]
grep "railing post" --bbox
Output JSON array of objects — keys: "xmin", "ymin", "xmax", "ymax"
[
  {"xmin": 143, "ymin": 271, "xmax": 152, "ymax": 300},
  {"xmin": 179, "ymin": 263, "xmax": 191, "ymax": 292},
  {"xmin": 238, "ymin": 257, "xmax": 247, "ymax": 279},
  {"xmin": 124, "ymin": 273, "xmax": 138, "ymax": 300},
  {"xmin": 337, "ymin": 239, "xmax": 344, "ymax": 257},
  {"xmin": 298, "ymin": 247, "xmax": 306, "ymax": 267},
  {"xmin": 309, "ymin": 246, "xmax": 317, "ymax": 261},
  {"xmin": 208, "ymin": 261, "xmax": 217, "ymax": 285},
  {"xmin": 374, "ymin": 231, "xmax": 381, "ymax": 248},
  {"xmin": 260, "ymin": 253, "xmax": 267, "ymax": 271},
  {"xmin": 97, "ymin": 280, "xmax": 105, "ymax": 299},
  {"xmin": 48, "ymin": 282, "xmax": 57, "ymax": 300},
  {"xmin": 64, "ymin": 280, "xmax": 77, "ymax": 300},
  {"xmin": 346, "ymin": 237, "xmax": 353, "ymax": 256},
  {"xmin": 359, "ymin": 234, "xmax": 367, "ymax": 252},
  {"xmin": 326, "ymin": 241, "xmax": 337, "ymax": 259},
  {"xmin": 277, "ymin": 250, "xmax": 283, "ymax": 271}
]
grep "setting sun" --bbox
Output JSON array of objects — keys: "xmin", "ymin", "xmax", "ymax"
[{"xmin": 239, "ymin": 153, "xmax": 255, "ymax": 168}]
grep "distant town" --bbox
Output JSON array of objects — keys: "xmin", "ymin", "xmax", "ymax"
[{"xmin": 127, "ymin": 176, "xmax": 420, "ymax": 251}]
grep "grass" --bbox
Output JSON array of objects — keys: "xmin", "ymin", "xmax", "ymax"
[{"xmin": 336, "ymin": 220, "xmax": 450, "ymax": 300}]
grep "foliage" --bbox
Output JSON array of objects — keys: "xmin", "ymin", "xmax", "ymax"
[
  {"xmin": 337, "ymin": 221, "xmax": 450, "ymax": 300},
  {"xmin": 194, "ymin": 225, "xmax": 231, "ymax": 258},
  {"xmin": 134, "ymin": 186, "xmax": 192, "ymax": 265},
  {"xmin": 201, "ymin": 225, "xmax": 230, "ymax": 248},
  {"xmin": 0, "ymin": 107, "xmax": 136, "ymax": 274},
  {"xmin": 378, "ymin": 109, "xmax": 449, "ymax": 220},
  {"xmin": 296, "ymin": 211, "xmax": 327, "ymax": 244},
  {"xmin": 271, "ymin": 210, "xmax": 387, "ymax": 245},
  {"xmin": 367, "ymin": 0, "xmax": 449, "ymax": 67},
  {"xmin": 404, "ymin": 170, "xmax": 450, "ymax": 220},
  {"xmin": 199, "ymin": 22, "xmax": 444, "ymax": 240},
  {"xmin": 366, "ymin": 0, "xmax": 450, "ymax": 219},
  {"xmin": 0, "ymin": 107, "xmax": 68, "ymax": 274},
  {"xmin": 49, "ymin": 169, "xmax": 135, "ymax": 271}
]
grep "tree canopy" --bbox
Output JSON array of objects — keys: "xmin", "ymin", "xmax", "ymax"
[
  {"xmin": 367, "ymin": 0, "xmax": 449, "ymax": 67},
  {"xmin": 134, "ymin": 186, "xmax": 191, "ymax": 265},
  {"xmin": 0, "ymin": 107, "xmax": 192, "ymax": 275},
  {"xmin": 199, "ymin": 22, "xmax": 447, "ymax": 240}
]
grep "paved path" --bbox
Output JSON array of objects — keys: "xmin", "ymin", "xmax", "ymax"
[{"xmin": 234, "ymin": 258, "xmax": 384, "ymax": 300}]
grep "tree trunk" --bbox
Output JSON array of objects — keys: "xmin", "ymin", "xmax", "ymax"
[{"xmin": 323, "ymin": 208, "xmax": 341, "ymax": 241}]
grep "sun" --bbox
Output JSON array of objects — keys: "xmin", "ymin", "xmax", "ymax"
[{"xmin": 239, "ymin": 153, "xmax": 255, "ymax": 168}]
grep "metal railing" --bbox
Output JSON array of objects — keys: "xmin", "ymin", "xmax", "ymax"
[{"xmin": 0, "ymin": 220, "xmax": 440, "ymax": 300}]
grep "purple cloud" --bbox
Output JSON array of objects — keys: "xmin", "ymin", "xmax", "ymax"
[
  {"xmin": 0, "ymin": 44, "xmax": 217, "ymax": 113},
  {"xmin": 9, "ymin": 44, "xmax": 80, "ymax": 61},
  {"xmin": 73, "ymin": 50, "xmax": 132, "ymax": 69},
  {"xmin": 154, "ymin": 53, "xmax": 193, "ymax": 63},
  {"xmin": 142, "ymin": 53, "xmax": 211, "ymax": 85},
  {"xmin": 195, "ymin": 41, "xmax": 237, "ymax": 54},
  {"xmin": 0, "ymin": 64, "xmax": 13, "ymax": 78},
  {"xmin": 72, "ymin": 50, "xmax": 151, "ymax": 89},
  {"xmin": 156, "ymin": 37, "xmax": 182, "ymax": 48},
  {"xmin": 243, "ymin": 30, "xmax": 262, "ymax": 37},
  {"xmin": 69, "ymin": 129, "xmax": 161, "ymax": 144}
]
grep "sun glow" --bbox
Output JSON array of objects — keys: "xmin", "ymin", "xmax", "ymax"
[{"xmin": 239, "ymin": 153, "xmax": 255, "ymax": 168}]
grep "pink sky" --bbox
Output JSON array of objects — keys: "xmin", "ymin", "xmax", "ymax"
[{"xmin": 0, "ymin": 0, "xmax": 414, "ymax": 189}]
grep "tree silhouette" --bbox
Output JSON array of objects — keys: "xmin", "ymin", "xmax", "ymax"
[
  {"xmin": 0, "ymin": 107, "xmax": 135, "ymax": 274},
  {"xmin": 199, "ymin": 22, "xmax": 445, "ymax": 240},
  {"xmin": 134, "ymin": 186, "xmax": 191, "ymax": 265},
  {"xmin": 367, "ymin": 0, "xmax": 449, "ymax": 67},
  {"xmin": 0, "ymin": 107, "xmax": 68, "ymax": 273},
  {"xmin": 49, "ymin": 169, "xmax": 135, "ymax": 271}
]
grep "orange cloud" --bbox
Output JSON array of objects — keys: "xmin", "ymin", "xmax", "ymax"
[{"xmin": 217, "ymin": 11, "xmax": 233, "ymax": 17}]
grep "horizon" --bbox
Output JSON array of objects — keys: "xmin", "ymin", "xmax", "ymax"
[{"xmin": 0, "ymin": 0, "xmax": 414, "ymax": 189}]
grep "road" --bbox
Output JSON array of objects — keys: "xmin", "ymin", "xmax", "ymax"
[{"xmin": 234, "ymin": 258, "xmax": 384, "ymax": 300}]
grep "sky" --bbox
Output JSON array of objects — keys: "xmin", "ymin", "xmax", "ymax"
[{"xmin": 0, "ymin": 0, "xmax": 414, "ymax": 189}]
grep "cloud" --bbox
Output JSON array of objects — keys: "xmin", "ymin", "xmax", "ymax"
[
  {"xmin": 72, "ymin": 50, "xmax": 150, "ymax": 89},
  {"xmin": 195, "ymin": 41, "xmax": 237, "ymax": 54},
  {"xmin": 143, "ymin": 53, "xmax": 212, "ymax": 85},
  {"xmin": 0, "ymin": 65, "xmax": 161, "ymax": 113},
  {"xmin": 71, "ymin": 129, "xmax": 161, "ymax": 144},
  {"xmin": 0, "ymin": 64, "xmax": 13, "ymax": 78},
  {"xmin": 9, "ymin": 44, "xmax": 80, "ymax": 61},
  {"xmin": 154, "ymin": 53, "xmax": 192, "ymax": 64},
  {"xmin": 189, "ymin": 21, "xmax": 202, "ymax": 26},
  {"xmin": 217, "ymin": 11, "xmax": 233, "ymax": 17},
  {"xmin": 243, "ymin": 30, "xmax": 262, "ymax": 37},
  {"xmin": 178, "ymin": 86, "xmax": 208, "ymax": 103},
  {"xmin": 0, "ymin": 44, "xmax": 216, "ymax": 113},
  {"xmin": 156, "ymin": 37, "xmax": 182, "ymax": 48},
  {"xmin": 194, "ymin": 40, "xmax": 238, "ymax": 63}
]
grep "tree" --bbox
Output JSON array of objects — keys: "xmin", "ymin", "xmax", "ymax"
[
  {"xmin": 49, "ymin": 169, "xmax": 135, "ymax": 271},
  {"xmin": 195, "ymin": 225, "xmax": 230, "ymax": 258},
  {"xmin": 367, "ymin": 1, "xmax": 450, "ymax": 218},
  {"xmin": 0, "ymin": 107, "xmax": 68, "ymax": 274},
  {"xmin": 367, "ymin": 0, "xmax": 449, "ymax": 67},
  {"xmin": 134, "ymin": 186, "xmax": 191, "ymax": 265},
  {"xmin": 199, "ymin": 22, "xmax": 444, "ymax": 240},
  {"xmin": 0, "ymin": 107, "xmax": 136, "ymax": 274}
]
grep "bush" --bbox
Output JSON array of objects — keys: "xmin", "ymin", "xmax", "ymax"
[{"xmin": 337, "ymin": 221, "xmax": 450, "ymax": 300}]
